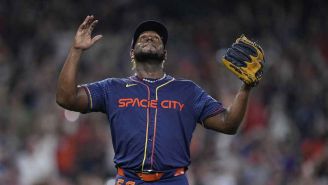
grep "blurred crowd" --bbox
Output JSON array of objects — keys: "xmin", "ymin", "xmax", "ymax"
[{"xmin": 0, "ymin": 0, "xmax": 328, "ymax": 184}]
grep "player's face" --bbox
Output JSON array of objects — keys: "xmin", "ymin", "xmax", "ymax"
[{"xmin": 133, "ymin": 31, "xmax": 166, "ymax": 62}]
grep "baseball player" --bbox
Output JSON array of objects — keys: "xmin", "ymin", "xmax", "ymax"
[{"xmin": 56, "ymin": 15, "xmax": 264, "ymax": 185}]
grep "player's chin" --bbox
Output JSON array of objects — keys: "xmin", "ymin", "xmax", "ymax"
[
  {"xmin": 135, "ymin": 51, "xmax": 165, "ymax": 62},
  {"xmin": 138, "ymin": 47, "xmax": 163, "ymax": 57}
]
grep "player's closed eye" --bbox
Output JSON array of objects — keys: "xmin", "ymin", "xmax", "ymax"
[{"xmin": 140, "ymin": 35, "xmax": 160, "ymax": 42}]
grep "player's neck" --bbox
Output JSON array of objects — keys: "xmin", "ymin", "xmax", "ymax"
[{"xmin": 135, "ymin": 62, "xmax": 164, "ymax": 79}]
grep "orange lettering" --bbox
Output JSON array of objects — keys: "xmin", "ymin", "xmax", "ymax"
[
  {"xmin": 150, "ymin": 100, "xmax": 158, "ymax": 108},
  {"xmin": 119, "ymin": 98, "xmax": 184, "ymax": 111},
  {"xmin": 140, "ymin": 99, "xmax": 148, "ymax": 108},
  {"xmin": 125, "ymin": 98, "xmax": 133, "ymax": 107},
  {"xmin": 178, "ymin": 102, "xmax": 185, "ymax": 111},
  {"xmin": 118, "ymin": 98, "xmax": 132, "ymax": 108},
  {"xmin": 172, "ymin": 100, "xmax": 178, "ymax": 109},
  {"xmin": 161, "ymin": 100, "xmax": 170, "ymax": 108},
  {"xmin": 118, "ymin": 99, "xmax": 125, "ymax": 107},
  {"xmin": 132, "ymin": 98, "xmax": 139, "ymax": 107},
  {"xmin": 168, "ymin": 100, "xmax": 172, "ymax": 108},
  {"xmin": 126, "ymin": 181, "xmax": 136, "ymax": 185}
]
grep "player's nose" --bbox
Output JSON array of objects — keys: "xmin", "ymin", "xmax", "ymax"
[{"xmin": 146, "ymin": 36, "xmax": 154, "ymax": 41}]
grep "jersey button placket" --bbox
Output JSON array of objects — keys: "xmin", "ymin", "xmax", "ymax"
[
  {"xmin": 148, "ymin": 87, "xmax": 156, "ymax": 166},
  {"xmin": 146, "ymin": 119, "xmax": 154, "ymax": 168}
]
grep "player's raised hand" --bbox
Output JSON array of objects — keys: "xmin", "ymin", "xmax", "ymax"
[{"xmin": 74, "ymin": 15, "xmax": 103, "ymax": 50}]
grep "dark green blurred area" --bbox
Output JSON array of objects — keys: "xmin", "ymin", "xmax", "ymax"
[{"xmin": 0, "ymin": 0, "xmax": 328, "ymax": 185}]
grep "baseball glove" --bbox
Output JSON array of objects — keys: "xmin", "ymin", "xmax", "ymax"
[{"xmin": 222, "ymin": 35, "xmax": 265, "ymax": 86}]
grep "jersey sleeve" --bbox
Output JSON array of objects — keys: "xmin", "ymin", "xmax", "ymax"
[
  {"xmin": 192, "ymin": 84, "xmax": 226, "ymax": 123},
  {"xmin": 80, "ymin": 79, "xmax": 110, "ymax": 113}
]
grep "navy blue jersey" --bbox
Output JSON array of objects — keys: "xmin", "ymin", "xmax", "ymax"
[{"xmin": 82, "ymin": 75, "xmax": 225, "ymax": 171}]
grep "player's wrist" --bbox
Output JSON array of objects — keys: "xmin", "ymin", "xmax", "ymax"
[
  {"xmin": 71, "ymin": 46, "xmax": 84, "ymax": 53},
  {"xmin": 241, "ymin": 83, "xmax": 253, "ymax": 91}
]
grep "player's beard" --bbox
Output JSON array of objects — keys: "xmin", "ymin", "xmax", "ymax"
[{"xmin": 134, "ymin": 45, "xmax": 165, "ymax": 64}]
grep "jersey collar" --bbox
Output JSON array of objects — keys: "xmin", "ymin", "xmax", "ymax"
[{"xmin": 130, "ymin": 74, "xmax": 174, "ymax": 85}]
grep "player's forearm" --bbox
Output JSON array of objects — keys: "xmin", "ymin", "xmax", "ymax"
[
  {"xmin": 56, "ymin": 47, "xmax": 83, "ymax": 107},
  {"xmin": 223, "ymin": 84, "xmax": 251, "ymax": 133}
]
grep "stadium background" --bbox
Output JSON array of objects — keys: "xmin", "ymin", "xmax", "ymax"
[{"xmin": 1, "ymin": 0, "xmax": 328, "ymax": 184}]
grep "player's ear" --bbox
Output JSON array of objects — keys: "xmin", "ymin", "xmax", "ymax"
[
  {"xmin": 130, "ymin": 49, "xmax": 136, "ymax": 70},
  {"xmin": 130, "ymin": 49, "xmax": 135, "ymax": 60},
  {"xmin": 164, "ymin": 50, "xmax": 167, "ymax": 61}
]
